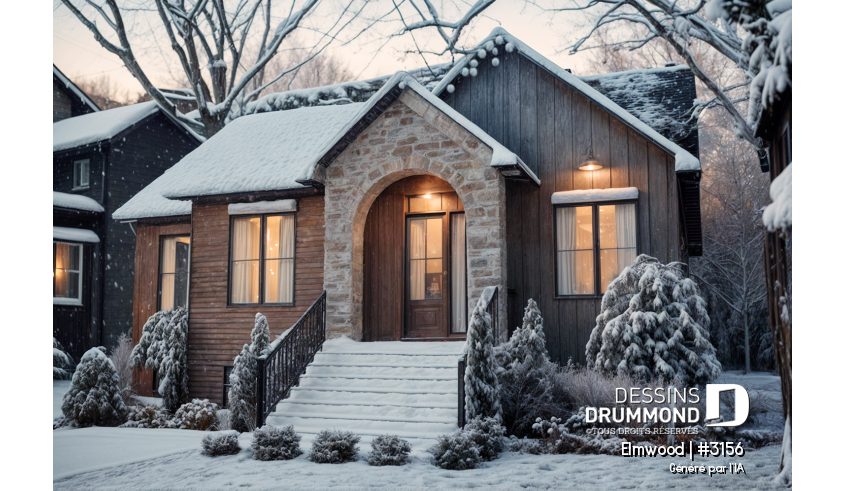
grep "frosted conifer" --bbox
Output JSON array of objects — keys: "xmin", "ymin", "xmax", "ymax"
[
  {"xmin": 131, "ymin": 308, "xmax": 190, "ymax": 412},
  {"xmin": 586, "ymin": 255, "xmax": 721, "ymax": 385},
  {"xmin": 228, "ymin": 313, "xmax": 271, "ymax": 431},
  {"xmin": 464, "ymin": 305, "xmax": 502, "ymax": 423},
  {"xmin": 61, "ymin": 347, "xmax": 127, "ymax": 427},
  {"xmin": 53, "ymin": 337, "xmax": 74, "ymax": 380},
  {"xmin": 498, "ymin": 299, "xmax": 549, "ymax": 371}
]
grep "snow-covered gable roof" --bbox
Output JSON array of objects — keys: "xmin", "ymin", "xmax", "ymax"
[
  {"xmin": 53, "ymin": 65, "xmax": 100, "ymax": 114},
  {"xmin": 53, "ymin": 191, "xmax": 104, "ymax": 213},
  {"xmin": 114, "ymin": 71, "xmax": 530, "ymax": 220},
  {"xmin": 580, "ymin": 65, "xmax": 699, "ymax": 159},
  {"xmin": 298, "ymin": 71, "xmax": 530, "ymax": 184},
  {"xmin": 53, "ymin": 101, "xmax": 159, "ymax": 152},
  {"xmin": 431, "ymin": 28, "xmax": 700, "ymax": 172}
]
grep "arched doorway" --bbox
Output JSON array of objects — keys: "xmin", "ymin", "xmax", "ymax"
[{"xmin": 362, "ymin": 175, "xmax": 468, "ymax": 341}]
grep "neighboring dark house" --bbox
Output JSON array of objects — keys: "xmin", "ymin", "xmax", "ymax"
[
  {"xmin": 115, "ymin": 28, "xmax": 703, "ymax": 410},
  {"xmin": 53, "ymin": 101, "xmax": 202, "ymax": 359},
  {"xmin": 53, "ymin": 65, "xmax": 100, "ymax": 122}
]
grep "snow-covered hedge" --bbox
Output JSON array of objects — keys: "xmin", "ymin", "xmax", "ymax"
[
  {"xmin": 586, "ymin": 255, "xmax": 721, "ymax": 385},
  {"xmin": 53, "ymin": 337, "xmax": 74, "ymax": 380},
  {"xmin": 251, "ymin": 424, "xmax": 303, "ymax": 461},
  {"xmin": 121, "ymin": 404, "xmax": 170, "ymax": 428},
  {"xmin": 367, "ymin": 435, "xmax": 411, "ymax": 466},
  {"xmin": 131, "ymin": 307, "xmax": 190, "ymax": 412},
  {"xmin": 309, "ymin": 429, "xmax": 360, "ymax": 464},
  {"xmin": 201, "ymin": 431, "xmax": 241, "ymax": 456},
  {"xmin": 170, "ymin": 399, "xmax": 219, "ymax": 430},
  {"xmin": 429, "ymin": 431, "xmax": 483, "ymax": 470},
  {"xmin": 228, "ymin": 313, "xmax": 271, "ymax": 432},
  {"xmin": 61, "ymin": 347, "xmax": 127, "ymax": 427},
  {"xmin": 464, "ymin": 305, "xmax": 502, "ymax": 423}
]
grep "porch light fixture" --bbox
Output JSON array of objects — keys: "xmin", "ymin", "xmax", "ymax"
[
  {"xmin": 578, "ymin": 146, "xmax": 603, "ymax": 171},
  {"xmin": 422, "ymin": 194, "xmax": 432, "ymax": 199}
]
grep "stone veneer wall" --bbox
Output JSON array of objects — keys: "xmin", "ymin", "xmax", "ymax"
[{"xmin": 322, "ymin": 89, "xmax": 507, "ymax": 340}]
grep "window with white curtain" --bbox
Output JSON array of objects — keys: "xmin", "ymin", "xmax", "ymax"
[
  {"xmin": 159, "ymin": 236, "xmax": 190, "ymax": 310},
  {"xmin": 54, "ymin": 242, "xmax": 82, "ymax": 303},
  {"xmin": 230, "ymin": 214, "xmax": 295, "ymax": 305},
  {"xmin": 555, "ymin": 202, "xmax": 637, "ymax": 296}
]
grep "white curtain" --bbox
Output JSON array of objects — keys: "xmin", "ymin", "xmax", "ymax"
[
  {"xmin": 276, "ymin": 215, "xmax": 295, "ymax": 303},
  {"xmin": 160, "ymin": 237, "xmax": 176, "ymax": 310},
  {"xmin": 555, "ymin": 207, "xmax": 576, "ymax": 295},
  {"xmin": 232, "ymin": 218, "xmax": 260, "ymax": 303},
  {"xmin": 409, "ymin": 219, "xmax": 426, "ymax": 300},
  {"xmin": 615, "ymin": 204, "xmax": 637, "ymax": 271},
  {"xmin": 451, "ymin": 214, "xmax": 467, "ymax": 333}
]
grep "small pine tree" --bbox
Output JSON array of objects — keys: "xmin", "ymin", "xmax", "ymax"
[
  {"xmin": 131, "ymin": 308, "xmax": 190, "ymax": 412},
  {"xmin": 586, "ymin": 255, "xmax": 722, "ymax": 385},
  {"xmin": 61, "ymin": 347, "xmax": 128, "ymax": 427},
  {"xmin": 53, "ymin": 337, "xmax": 74, "ymax": 380},
  {"xmin": 228, "ymin": 313, "xmax": 272, "ymax": 432},
  {"xmin": 464, "ymin": 305, "xmax": 503, "ymax": 423}
]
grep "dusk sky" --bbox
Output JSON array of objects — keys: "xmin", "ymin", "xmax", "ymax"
[{"xmin": 53, "ymin": 1, "xmax": 593, "ymax": 101}]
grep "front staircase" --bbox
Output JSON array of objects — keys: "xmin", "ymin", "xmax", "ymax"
[{"xmin": 265, "ymin": 336, "xmax": 464, "ymax": 449}]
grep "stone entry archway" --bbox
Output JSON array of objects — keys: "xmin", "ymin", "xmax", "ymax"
[{"xmin": 322, "ymin": 89, "xmax": 507, "ymax": 341}]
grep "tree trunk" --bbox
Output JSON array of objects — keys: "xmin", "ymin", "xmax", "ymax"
[
  {"xmin": 764, "ymin": 230, "xmax": 791, "ymax": 473},
  {"xmin": 743, "ymin": 312, "xmax": 751, "ymax": 373}
]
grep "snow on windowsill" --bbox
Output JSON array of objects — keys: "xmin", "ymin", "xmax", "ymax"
[
  {"xmin": 228, "ymin": 199, "xmax": 297, "ymax": 215},
  {"xmin": 551, "ymin": 187, "xmax": 639, "ymax": 204},
  {"xmin": 53, "ymin": 191, "xmax": 104, "ymax": 213},
  {"xmin": 53, "ymin": 297, "xmax": 83, "ymax": 306},
  {"xmin": 54, "ymin": 226, "xmax": 100, "ymax": 243}
]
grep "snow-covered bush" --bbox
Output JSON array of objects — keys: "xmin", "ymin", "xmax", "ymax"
[
  {"xmin": 120, "ymin": 404, "xmax": 169, "ymax": 428},
  {"xmin": 463, "ymin": 417, "xmax": 506, "ymax": 461},
  {"xmin": 228, "ymin": 313, "xmax": 271, "ymax": 432},
  {"xmin": 131, "ymin": 307, "xmax": 190, "ymax": 412},
  {"xmin": 53, "ymin": 337, "xmax": 74, "ymax": 380},
  {"xmin": 464, "ymin": 305, "xmax": 502, "ymax": 423},
  {"xmin": 309, "ymin": 429, "xmax": 360, "ymax": 464},
  {"xmin": 508, "ymin": 436, "xmax": 544, "ymax": 455},
  {"xmin": 201, "ymin": 431, "xmax": 241, "ymax": 456},
  {"xmin": 251, "ymin": 424, "xmax": 303, "ymax": 461},
  {"xmin": 367, "ymin": 435, "xmax": 411, "ymax": 466},
  {"xmin": 429, "ymin": 431, "xmax": 482, "ymax": 470},
  {"xmin": 586, "ymin": 255, "xmax": 721, "ymax": 385},
  {"xmin": 109, "ymin": 333, "xmax": 135, "ymax": 406},
  {"xmin": 495, "ymin": 299, "xmax": 561, "ymax": 436},
  {"xmin": 169, "ymin": 399, "xmax": 219, "ymax": 430},
  {"xmin": 61, "ymin": 347, "xmax": 127, "ymax": 427}
]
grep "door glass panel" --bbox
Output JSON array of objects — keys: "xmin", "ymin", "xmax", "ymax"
[
  {"xmin": 409, "ymin": 219, "xmax": 426, "ymax": 259},
  {"xmin": 409, "ymin": 217, "xmax": 443, "ymax": 300},
  {"xmin": 426, "ymin": 218, "xmax": 442, "ymax": 258}
]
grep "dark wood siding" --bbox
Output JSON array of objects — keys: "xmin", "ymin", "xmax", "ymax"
[
  {"xmin": 362, "ymin": 176, "xmax": 463, "ymax": 341},
  {"xmin": 131, "ymin": 221, "xmax": 192, "ymax": 396},
  {"xmin": 187, "ymin": 197, "xmax": 325, "ymax": 404},
  {"xmin": 441, "ymin": 50, "xmax": 682, "ymax": 364},
  {"xmin": 53, "ymin": 80, "xmax": 73, "ymax": 122}
]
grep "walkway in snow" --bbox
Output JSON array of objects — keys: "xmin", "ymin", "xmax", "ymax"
[{"xmin": 266, "ymin": 336, "xmax": 464, "ymax": 449}]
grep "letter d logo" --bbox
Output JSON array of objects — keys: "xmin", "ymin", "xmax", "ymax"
[{"xmin": 705, "ymin": 384, "xmax": 749, "ymax": 427}]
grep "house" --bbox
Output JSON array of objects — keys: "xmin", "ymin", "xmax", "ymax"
[
  {"xmin": 53, "ymin": 65, "xmax": 100, "ymax": 122},
  {"xmin": 114, "ymin": 29, "xmax": 702, "ymax": 426},
  {"xmin": 53, "ymin": 101, "xmax": 202, "ymax": 360}
]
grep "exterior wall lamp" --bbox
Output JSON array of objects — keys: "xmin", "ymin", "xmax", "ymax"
[{"xmin": 578, "ymin": 146, "xmax": 603, "ymax": 171}]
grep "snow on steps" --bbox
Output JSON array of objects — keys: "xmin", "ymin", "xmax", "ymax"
[{"xmin": 266, "ymin": 336, "xmax": 464, "ymax": 450}]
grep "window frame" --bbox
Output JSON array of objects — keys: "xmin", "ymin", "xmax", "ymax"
[
  {"xmin": 227, "ymin": 212, "xmax": 296, "ymax": 307},
  {"xmin": 72, "ymin": 159, "xmax": 90, "ymax": 190},
  {"xmin": 157, "ymin": 234, "xmax": 191, "ymax": 311},
  {"xmin": 553, "ymin": 199, "xmax": 638, "ymax": 298},
  {"xmin": 53, "ymin": 241, "xmax": 84, "ymax": 306},
  {"xmin": 448, "ymin": 210, "xmax": 467, "ymax": 335},
  {"xmin": 222, "ymin": 366, "xmax": 233, "ymax": 407}
]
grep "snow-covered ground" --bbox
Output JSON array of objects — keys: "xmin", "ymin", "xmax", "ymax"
[
  {"xmin": 52, "ymin": 370, "xmax": 786, "ymax": 489},
  {"xmin": 53, "ymin": 428, "xmax": 785, "ymax": 490}
]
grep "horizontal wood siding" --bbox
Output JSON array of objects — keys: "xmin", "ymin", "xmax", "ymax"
[
  {"xmin": 132, "ymin": 222, "xmax": 192, "ymax": 397},
  {"xmin": 441, "ymin": 51, "xmax": 682, "ymax": 364},
  {"xmin": 187, "ymin": 197, "xmax": 325, "ymax": 404}
]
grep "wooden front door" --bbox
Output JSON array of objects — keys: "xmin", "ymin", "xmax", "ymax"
[{"xmin": 406, "ymin": 214, "xmax": 448, "ymax": 338}]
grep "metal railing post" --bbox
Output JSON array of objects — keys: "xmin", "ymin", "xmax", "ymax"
[
  {"xmin": 457, "ymin": 354, "xmax": 466, "ymax": 428},
  {"xmin": 255, "ymin": 357, "xmax": 266, "ymax": 428}
]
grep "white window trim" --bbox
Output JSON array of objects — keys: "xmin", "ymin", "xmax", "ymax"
[
  {"xmin": 53, "ymin": 241, "xmax": 83, "ymax": 305},
  {"xmin": 73, "ymin": 159, "xmax": 90, "ymax": 190}
]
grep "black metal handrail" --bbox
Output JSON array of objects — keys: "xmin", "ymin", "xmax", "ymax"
[
  {"xmin": 458, "ymin": 285, "xmax": 498, "ymax": 427},
  {"xmin": 255, "ymin": 291, "xmax": 326, "ymax": 427}
]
